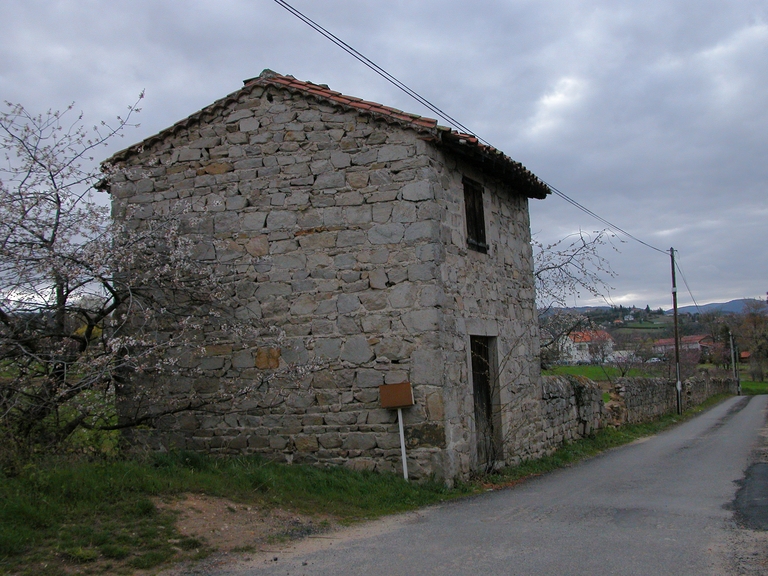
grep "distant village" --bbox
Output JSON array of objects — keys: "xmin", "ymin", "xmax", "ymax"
[{"xmin": 540, "ymin": 300, "xmax": 764, "ymax": 381}]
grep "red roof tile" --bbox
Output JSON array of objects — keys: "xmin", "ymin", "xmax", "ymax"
[
  {"xmin": 253, "ymin": 70, "xmax": 447, "ymax": 134},
  {"xmin": 653, "ymin": 335, "xmax": 713, "ymax": 347},
  {"xmin": 569, "ymin": 330, "xmax": 613, "ymax": 343},
  {"xmin": 106, "ymin": 69, "xmax": 551, "ymax": 199}
]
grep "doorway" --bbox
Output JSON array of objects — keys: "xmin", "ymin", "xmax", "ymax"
[{"xmin": 470, "ymin": 335, "xmax": 501, "ymax": 470}]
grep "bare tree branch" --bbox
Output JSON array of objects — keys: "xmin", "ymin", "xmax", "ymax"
[{"xmin": 0, "ymin": 100, "xmax": 297, "ymax": 472}]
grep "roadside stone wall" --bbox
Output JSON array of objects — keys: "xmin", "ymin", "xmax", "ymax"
[
  {"xmin": 613, "ymin": 378, "xmax": 677, "ymax": 424},
  {"xmin": 108, "ymin": 80, "xmax": 541, "ymax": 481},
  {"xmin": 540, "ymin": 375, "xmax": 605, "ymax": 448},
  {"xmin": 684, "ymin": 375, "xmax": 737, "ymax": 407},
  {"xmin": 612, "ymin": 375, "xmax": 737, "ymax": 424},
  {"xmin": 535, "ymin": 374, "xmax": 735, "ymax": 456}
]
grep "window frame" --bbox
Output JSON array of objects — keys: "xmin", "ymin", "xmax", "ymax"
[{"xmin": 463, "ymin": 177, "xmax": 489, "ymax": 254}]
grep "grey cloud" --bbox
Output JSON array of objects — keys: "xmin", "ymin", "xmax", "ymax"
[{"xmin": 1, "ymin": 0, "xmax": 766, "ymax": 308}]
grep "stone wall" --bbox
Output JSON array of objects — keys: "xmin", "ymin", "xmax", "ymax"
[
  {"xmin": 537, "ymin": 374, "xmax": 735, "ymax": 455},
  {"xmin": 540, "ymin": 375, "xmax": 605, "ymax": 449},
  {"xmin": 612, "ymin": 378, "xmax": 677, "ymax": 424},
  {"xmin": 108, "ymin": 79, "xmax": 542, "ymax": 481},
  {"xmin": 684, "ymin": 375, "xmax": 737, "ymax": 408},
  {"xmin": 612, "ymin": 375, "xmax": 737, "ymax": 424}
]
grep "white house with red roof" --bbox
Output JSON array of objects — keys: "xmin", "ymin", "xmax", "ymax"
[{"xmin": 560, "ymin": 330, "xmax": 615, "ymax": 364}]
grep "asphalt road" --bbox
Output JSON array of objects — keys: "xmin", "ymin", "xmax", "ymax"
[{"xmin": 194, "ymin": 395, "xmax": 768, "ymax": 576}]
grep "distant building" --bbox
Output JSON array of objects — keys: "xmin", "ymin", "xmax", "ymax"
[
  {"xmin": 560, "ymin": 330, "xmax": 614, "ymax": 364},
  {"xmin": 652, "ymin": 335, "xmax": 714, "ymax": 356},
  {"xmin": 740, "ymin": 351, "xmax": 752, "ymax": 363}
]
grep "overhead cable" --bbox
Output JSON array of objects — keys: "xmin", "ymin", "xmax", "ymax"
[
  {"xmin": 272, "ymin": 0, "xmax": 486, "ymax": 144},
  {"xmin": 546, "ymin": 184, "xmax": 668, "ymax": 255},
  {"xmin": 673, "ymin": 252, "xmax": 703, "ymax": 313},
  {"xmin": 274, "ymin": 0, "xmax": 672, "ymax": 259}
]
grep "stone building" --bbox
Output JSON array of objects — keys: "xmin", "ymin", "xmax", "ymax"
[{"xmin": 105, "ymin": 69, "xmax": 551, "ymax": 480}]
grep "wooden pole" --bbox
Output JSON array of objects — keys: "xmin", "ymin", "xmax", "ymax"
[
  {"xmin": 670, "ymin": 248, "xmax": 682, "ymax": 414},
  {"xmin": 730, "ymin": 330, "xmax": 741, "ymax": 395}
]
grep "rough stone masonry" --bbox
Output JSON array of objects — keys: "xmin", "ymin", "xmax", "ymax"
[{"xmin": 105, "ymin": 70, "xmax": 554, "ymax": 481}]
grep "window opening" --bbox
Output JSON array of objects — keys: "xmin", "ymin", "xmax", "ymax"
[{"xmin": 463, "ymin": 178, "xmax": 488, "ymax": 253}]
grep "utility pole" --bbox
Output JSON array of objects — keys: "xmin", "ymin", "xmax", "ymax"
[
  {"xmin": 670, "ymin": 248, "xmax": 682, "ymax": 414},
  {"xmin": 729, "ymin": 329, "xmax": 740, "ymax": 395}
]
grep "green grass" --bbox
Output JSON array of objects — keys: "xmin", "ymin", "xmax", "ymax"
[
  {"xmin": 736, "ymin": 364, "xmax": 767, "ymax": 395},
  {"xmin": 543, "ymin": 365, "xmax": 650, "ymax": 381},
  {"xmin": 622, "ymin": 321, "xmax": 666, "ymax": 329},
  {"xmin": 0, "ymin": 453, "xmax": 467, "ymax": 574},
  {"xmin": 740, "ymin": 380, "xmax": 768, "ymax": 395}
]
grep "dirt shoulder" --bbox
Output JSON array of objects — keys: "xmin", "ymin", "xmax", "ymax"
[
  {"xmin": 154, "ymin": 494, "xmax": 339, "ymax": 575},
  {"xmin": 157, "ymin": 500, "xmax": 421, "ymax": 576},
  {"xmin": 163, "ymin": 494, "xmax": 334, "ymax": 549}
]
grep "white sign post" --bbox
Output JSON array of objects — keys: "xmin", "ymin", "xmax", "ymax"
[
  {"xmin": 397, "ymin": 407, "xmax": 408, "ymax": 480},
  {"xmin": 379, "ymin": 382, "xmax": 415, "ymax": 482}
]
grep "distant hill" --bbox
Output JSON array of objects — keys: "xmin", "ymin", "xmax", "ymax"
[
  {"xmin": 563, "ymin": 306, "xmax": 612, "ymax": 314},
  {"xmin": 541, "ymin": 299, "xmax": 766, "ymax": 316},
  {"xmin": 673, "ymin": 298, "xmax": 765, "ymax": 315},
  {"xmin": 538, "ymin": 306, "xmax": 611, "ymax": 317}
]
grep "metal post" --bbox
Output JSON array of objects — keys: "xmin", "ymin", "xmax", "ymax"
[
  {"xmin": 397, "ymin": 407, "xmax": 408, "ymax": 481},
  {"xmin": 670, "ymin": 248, "xmax": 682, "ymax": 414}
]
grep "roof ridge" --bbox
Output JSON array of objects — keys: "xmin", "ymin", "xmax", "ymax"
[
  {"xmin": 246, "ymin": 70, "xmax": 440, "ymax": 130},
  {"xmin": 104, "ymin": 69, "xmax": 551, "ymax": 199}
]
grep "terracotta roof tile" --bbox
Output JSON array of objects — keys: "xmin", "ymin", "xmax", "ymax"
[
  {"xmin": 256, "ymin": 70, "xmax": 442, "ymax": 130},
  {"xmin": 569, "ymin": 330, "xmax": 613, "ymax": 343},
  {"xmin": 106, "ymin": 69, "xmax": 550, "ymax": 199},
  {"xmin": 654, "ymin": 335, "xmax": 713, "ymax": 347}
]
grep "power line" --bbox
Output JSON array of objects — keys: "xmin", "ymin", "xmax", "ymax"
[
  {"xmin": 277, "ymin": 0, "xmax": 707, "ymax": 315},
  {"xmin": 275, "ymin": 0, "xmax": 669, "ymax": 260},
  {"xmin": 272, "ymin": 0, "xmax": 486, "ymax": 144},
  {"xmin": 271, "ymin": 2, "xmax": 724, "ymax": 317},
  {"xmin": 546, "ymin": 184, "xmax": 668, "ymax": 255},
  {"xmin": 673, "ymin": 251, "xmax": 702, "ymax": 313}
]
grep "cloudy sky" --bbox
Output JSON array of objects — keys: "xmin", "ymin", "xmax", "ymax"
[{"xmin": 2, "ymin": 0, "xmax": 766, "ymax": 309}]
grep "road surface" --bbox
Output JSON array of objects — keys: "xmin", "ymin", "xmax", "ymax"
[{"xmin": 182, "ymin": 395, "xmax": 768, "ymax": 575}]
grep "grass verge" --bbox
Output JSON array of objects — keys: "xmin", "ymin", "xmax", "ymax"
[
  {"xmin": 542, "ymin": 365, "xmax": 652, "ymax": 381},
  {"xmin": 0, "ymin": 394, "xmax": 733, "ymax": 574},
  {"xmin": 0, "ymin": 453, "xmax": 468, "ymax": 575},
  {"xmin": 741, "ymin": 380, "xmax": 768, "ymax": 395}
]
